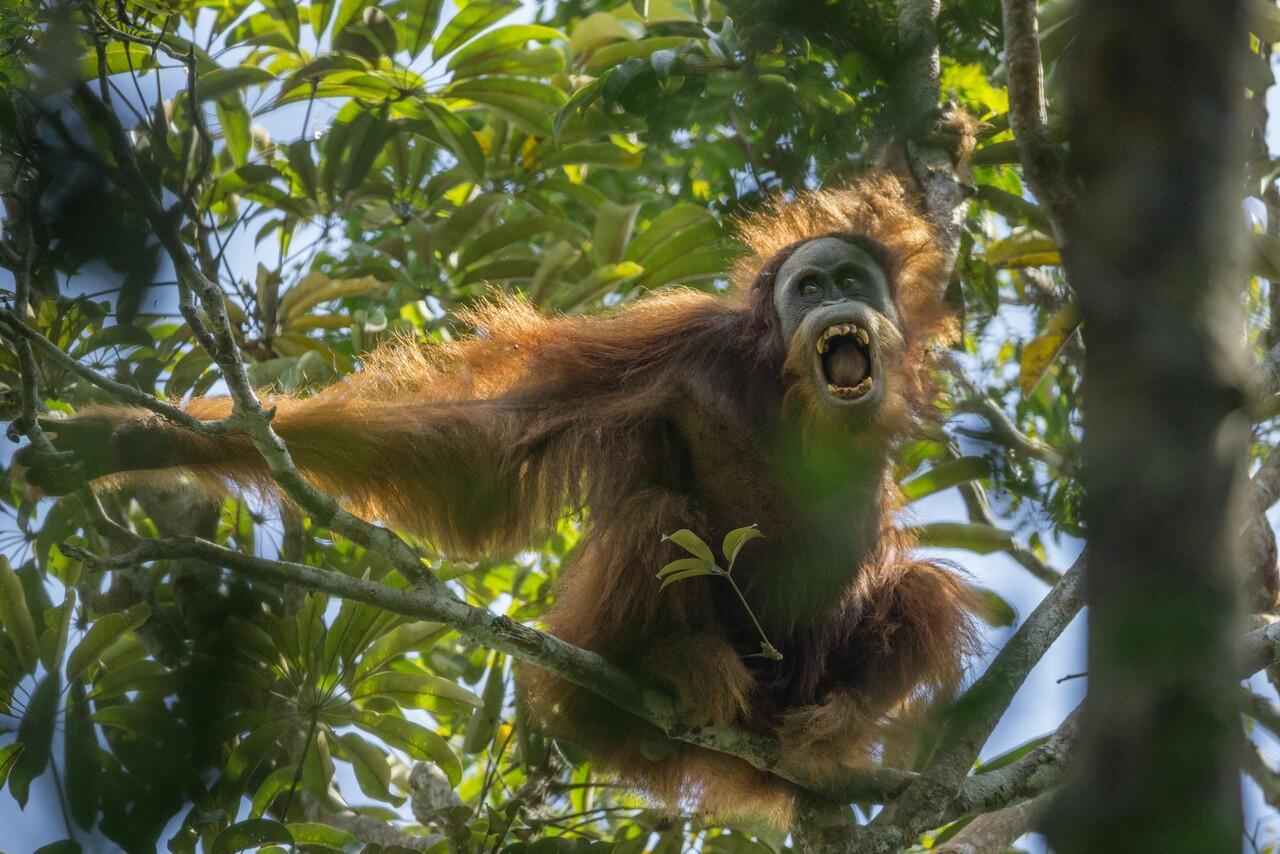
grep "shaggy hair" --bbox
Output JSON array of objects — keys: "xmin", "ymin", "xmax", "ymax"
[{"xmin": 61, "ymin": 173, "xmax": 980, "ymax": 827}]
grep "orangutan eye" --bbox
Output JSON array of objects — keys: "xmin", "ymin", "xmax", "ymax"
[
  {"xmin": 842, "ymin": 276, "xmax": 858, "ymax": 290},
  {"xmin": 799, "ymin": 278, "xmax": 820, "ymax": 297}
]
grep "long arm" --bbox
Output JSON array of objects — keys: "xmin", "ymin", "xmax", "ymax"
[{"xmin": 16, "ymin": 290, "xmax": 726, "ymax": 555}]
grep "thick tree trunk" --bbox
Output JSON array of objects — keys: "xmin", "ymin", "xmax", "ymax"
[{"xmin": 1045, "ymin": 1, "xmax": 1250, "ymax": 851}]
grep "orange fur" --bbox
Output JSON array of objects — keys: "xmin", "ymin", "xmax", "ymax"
[{"xmin": 54, "ymin": 171, "xmax": 980, "ymax": 828}]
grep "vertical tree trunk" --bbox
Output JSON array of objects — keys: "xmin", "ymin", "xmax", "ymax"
[{"xmin": 1045, "ymin": 1, "xmax": 1250, "ymax": 851}]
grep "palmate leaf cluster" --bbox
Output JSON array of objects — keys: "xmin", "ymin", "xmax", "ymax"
[{"xmin": 8, "ymin": 0, "xmax": 1277, "ymax": 850}]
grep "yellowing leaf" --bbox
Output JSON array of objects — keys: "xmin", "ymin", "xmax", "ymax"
[
  {"xmin": 985, "ymin": 227, "xmax": 1061, "ymax": 268},
  {"xmin": 1018, "ymin": 303, "xmax": 1081, "ymax": 395}
]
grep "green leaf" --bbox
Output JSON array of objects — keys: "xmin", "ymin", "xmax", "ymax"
[
  {"xmin": 461, "ymin": 258, "xmax": 541, "ymax": 285},
  {"xmin": 212, "ymin": 819, "xmax": 293, "ymax": 854},
  {"xmin": 462, "ymin": 656, "xmax": 506, "ymax": 754},
  {"xmin": 448, "ymin": 24, "xmax": 564, "ymax": 74},
  {"xmin": 90, "ymin": 704, "xmax": 179, "ymax": 740},
  {"xmin": 353, "ymin": 671, "xmax": 483, "ymax": 709},
  {"xmin": 224, "ymin": 718, "xmax": 294, "ymax": 783},
  {"xmin": 441, "ymin": 191, "xmax": 504, "ymax": 248},
  {"xmin": 196, "ymin": 67, "xmax": 276, "ymax": 102},
  {"xmin": 537, "ymin": 142, "xmax": 643, "ymax": 170},
  {"xmin": 973, "ymin": 585, "xmax": 1018, "ymax": 628},
  {"xmin": 310, "ymin": 0, "xmax": 336, "ymax": 38},
  {"xmin": 355, "ymin": 712, "xmax": 461, "ymax": 785},
  {"xmin": 662, "ymin": 529, "xmax": 715, "ymax": 563},
  {"xmin": 593, "ymin": 200, "xmax": 640, "ymax": 265},
  {"xmin": 0, "ymin": 741, "xmax": 24, "ymax": 792},
  {"xmin": 165, "ymin": 347, "xmax": 214, "ymax": 398},
  {"xmin": 38, "ymin": 589, "xmax": 74, "ymax": 671},
  {"xmin": 351, "ymin": 621, "xmax": 444, "ymax": 684},
  {"xmin": 73, "ymin": 324, "xmax": 155, "ymax": 357},
  {"xmin": 568, "ymin": 11, "xmax": 638, "ymax": 59},
  {"xmin": 65, "ymin": 680, "xmax": 98, "ymax": 830},
  {"xmin": 408, "ymin": 100, "xmax": 486, "ymax": 178},
  {"xmin": 899, "ymin": 456, "xmax": 992, "ymax": 502},
  {"xmin": 331, "ymin": 0, "xmax": 374, "ymax": 34},
  {"xmin": 973, "ymin": 733, "xmax": 1052, "ymax": 773},
  {"xmin": 337, "ymin": 732, "xmax": 401, "ymax": 803},
  {"xmin": 445, "ymin": 78, "xmax": 566, "ymax": 135},
  {"xmin": 0, "ymin": 555, "xmax": 39, "ymax": 674},
  {"xmin": 250, "ymin": 765, "xmax": 298, "ymax": 817},
  {"xmin": 215, "ymin": 94, "xmax": 252, "ymax": 167},
  {"xmin": 626, "ymin": 204, "xmax": 720, "ymax": 264},
  {"xmin": 585, "ymin": 35, "xmax": 688, "ymax": 73},
  {"xmin": 553, "ymin": 76, "xmax": 605, "ymax": 138},
  {"xmin": 656, "ymin": 557, "xmax": 715, "ymax": 578},
  {"xmin": 285, "ymin": 822, "xmax": 358, "ymax": 850},
  {"xmin": 659, "ymin": 567, "xmax": 719, "ymax": 590},
  {"xmin": 398, "ymin": 0, "xmax": 445, "ymax": 58},
  {"xmin": 66, "ymin": 603, "xmax": 150, "ymax": 683},
  {"xmin": 452, "ymin": 45, "xmax": 565, "ymax": 79},
  {"xmin": 633, "ymin": 245, "xmax": 738, "ymax": 291},
  {"xmin": 433, "ymin": 0, "xmax": 520, "ymax": 61},
  {"xmin": 721, "ymin": 525, "xmax": 763, "ymax": 568},
  {"xmin": 11, "ymin": 672, "xmax": 58, "ymax": 807},
  {"xmin": 912, "ymin": 522, "xmax": 1015, "ymax": 555},
  {"xmin": 459, "ymin": 216, "xmax": 565, "ymax": 269}
]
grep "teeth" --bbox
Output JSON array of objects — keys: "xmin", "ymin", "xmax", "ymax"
[
  {"xmin": 826, "ymin": 376, "xmax": 875, "ymax": 400},
  {"xmin": 817, "ymin": 323, "xmax": 870, "ymax": 351}
]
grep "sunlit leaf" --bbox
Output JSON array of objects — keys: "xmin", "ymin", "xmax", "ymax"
[
  {"xmin": 211, "ymin": 819, "xmax": 293, "ymax": 854},
  {"xmin": 355, "ymin": 712, "xmax": 461, "ymax": 784},
  {"xmin": 433, "ymin": 0, "xmax": 520, "ymax": 61},
  {"xmin": 569, "ymin": 11, "xmax": 640, "ymax": 59},
  {"xmin": 448, "ymin": 24, "xmax": 563, "ymax": 74},
  {"xmin": 899, "ymin": 456, "xmax": 992, "ymax": 502},
  {"xmin": 353, "ymin": 671, "xmax": 482, "ymax": 709},
  {"xmin": 912, "ymin": 522, "xmax": 1015, "ymax": 555},
  {"xmin": 351, "ymin": 620, "xmax": 444, "ymax": 683}
]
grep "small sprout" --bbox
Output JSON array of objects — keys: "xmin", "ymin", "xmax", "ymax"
[{"xmin": 657, "ymin": 523, "xmax": 779, "ymax": 661}]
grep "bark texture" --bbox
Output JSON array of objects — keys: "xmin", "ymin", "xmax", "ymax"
[{"xmin": 1045, "ymin": 1, "xmax": 1250, "ymax": 850}]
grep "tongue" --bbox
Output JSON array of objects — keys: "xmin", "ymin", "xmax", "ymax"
[{"xmin": 824, "ymin": 339, "xmax": 869, "ymax": 387}]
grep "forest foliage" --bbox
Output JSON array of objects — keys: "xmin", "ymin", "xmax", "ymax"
[{"xmin": 0, "ymin": 0, "xmax": 1277, "ymax": 851}]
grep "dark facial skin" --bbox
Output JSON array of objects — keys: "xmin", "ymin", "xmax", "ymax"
[{"xmin": 772, "ymin": 237, "xmax": 901, "ymax": 416}]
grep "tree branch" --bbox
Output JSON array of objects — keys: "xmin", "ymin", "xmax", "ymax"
[
  {"xmin": 934, "ymin": 791, "xmax": 1051, "ymax": 854},
  {"xmin": 67, "ymin": 81, "xmax": 440, "ymax": 588},
  {"xmin": 999, "ymin": 0, "xmax": 1074, "ymax": 238},
  {"xmin": 58, "ymin": 530, "xmax": 914, "ymax": 805}
]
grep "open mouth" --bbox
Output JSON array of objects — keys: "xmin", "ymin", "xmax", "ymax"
[{"xmin": 815, "ymin": 322, "xmax": 874, "ymax": 401}]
